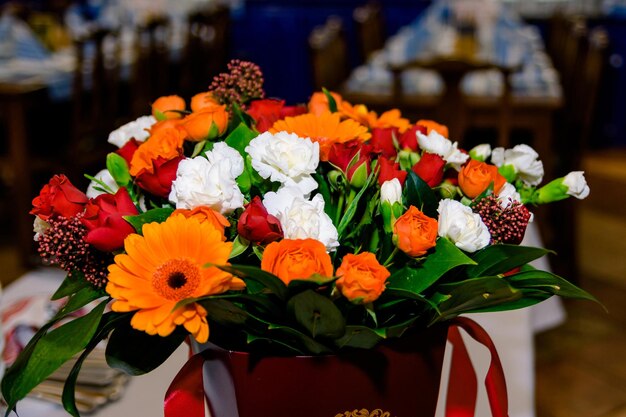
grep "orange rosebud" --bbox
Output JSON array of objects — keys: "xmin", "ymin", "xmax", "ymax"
[
  {"xmin": 261, "ymin": 239, "xmax": 333, "ymax": 285},
  {"xmin": 172, "ymin": 206, "xmax": 230, "ymax": 238},
  {"xmin": 308, "ymin": 91, "xmax": 343, "ymax": 116},
  {"xmin": 149, "ymin": 119, "xmax": 183, "ymax": 136},
  {"xmin": 417, "ymin": 119, "xmax": 449, "ymax": 138},
  {"xmin": 190, "ymin": 92, "xmax": 221, "ymax": 112},
  {"xmin": 181, "ymin": 105, "xmax": 229, "ymax": 141},
  {"xmin": 458, "ymin": 159, "xmax": 506, "ymax": 199},
  {"xmin": 393, "ymin": 206, "xmax": 438, "ymax": 257},
  {"xmin": 335, "ymin": 252, "xmax": 390, "ymax": 304},
  {"xmin": 130, "ymin": 127, "xmax": 185, "ymax": 176},
  {"xmin": 152, "ymin": 95, "xmax": 186, "ymax": 120}
]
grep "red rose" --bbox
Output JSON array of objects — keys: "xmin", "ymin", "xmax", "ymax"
[
  {"xmin": 81, "ymin": 188, "xmax": 139, "ymax": 251},
  {"xmin": 378, "ymin": 156, "xmax": 407, "ymax": 186},
  {"xmin": 31, "ymin": 174, "xmax": 88, "ymax": 220},
  {"xmin": 412, "ymin": 152, "xmax": 446, "ymax": 187},
  {"xmin": 398, "ymin": 124, "xmax": 427, "ymax": 151},
  {"xmin": 248, "ymin": 99, "xmax": 285, "ymax": 133},
  {"xmin": 237, "ymin": 196, "xmax": 283, "ymax": 244},
  {"xmin": 370, "ymin": 127, "xmax": 399, "ymax": 158},
  {"xmin": 280, "ymin": 104, "xmax": 307, "ymax": 118},
  {"xmin": 116, "ymin": 138, "xmax": 141, "ymax": 166},
  {"xmin": 328, "ymin": 141, "xmax": 372, "ymax": 185},
  {"xmin": 135, "ymin": 156, "xmax": 183, "ymax": 198}
]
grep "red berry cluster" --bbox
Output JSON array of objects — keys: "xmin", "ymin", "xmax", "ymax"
[
  {"xmin": 209, "ymin": 59, "xmax": 265, "ymax": 108},
  {"xmin": 473, "ymin": 196, "xmax": 531, "ymax": 245},
  {"xmin": 37, "ymin": 214, "xmax": 111, "ymax": 288}
]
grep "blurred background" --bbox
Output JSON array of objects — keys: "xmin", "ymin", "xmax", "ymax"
[{"xmin": 0, "ymin": 0, "xmax": 625, "ymax": 416}]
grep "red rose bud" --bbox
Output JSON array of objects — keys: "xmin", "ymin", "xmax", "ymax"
[
  {"xmin": 116, "ymin": 138, "xmax": 141, "ymax": 166},
  {"xmin": 412, "ymin": 152, "xmax": 445, "ymax": 187},
  {"xmin": 135, "ymin": 156, "xmax": 183, "ymax": 198},
  {"xmin": 81, "ymin": 187, "xmax": 139, "ymax": 251},
  {"xmin": 328, "ymin": 141, "xmax": 372, "ymax": 187},
  {"xmin": 31, "ymin": 174, "xmax": 88, "ymax": 220},
  {"xmin": 248, "ymin": 98, "xmax": 285, "ymax": 133},
  {"xmin": 378, "ymin": 156, "xmax": 407, "ymax": 186},
  {"xmin": 370, "ymin": 127, "xmax": 399, "ymax": 158},
  {"xmin": 398, "ymin": 124, "xmax": 426, "ymax": 151},
  {"xmin": 237, "ymin": 196, "xmax": 283, "ymax": 244},
  {"xmin": 328, "ymin": 140, "xmax": 362, "ymax": 172}
]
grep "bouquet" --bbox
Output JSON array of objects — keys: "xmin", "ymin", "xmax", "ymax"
[{"xmin": 1, "ymin": 60, "xmax": 596, "ymax": 416}]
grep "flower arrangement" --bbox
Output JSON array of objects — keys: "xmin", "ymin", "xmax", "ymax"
[{"xmin": 1, "ymin": 60, "xmax": 596, "ymax": 416}]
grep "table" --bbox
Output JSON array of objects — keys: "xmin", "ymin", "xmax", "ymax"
[{"xmin": 0, "ymin": 223, "xmax": 564, "ymax": 417}]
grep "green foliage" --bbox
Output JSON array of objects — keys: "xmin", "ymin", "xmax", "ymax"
[
  {"xmin": 106, "ymin": 153, "xmax": 131, "ymax": 187},
  {"xmin": 403, "ymin": 171, "xmax": 439, "ymax": 218},
  {"xmin": 125, "ymin": 208, "xmax": 175, "ymax": 233}
]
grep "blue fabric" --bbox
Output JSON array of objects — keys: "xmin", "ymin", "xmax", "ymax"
[{"xmin": 0, "ymin": 14, "xmax": 49, "ymax": 60}]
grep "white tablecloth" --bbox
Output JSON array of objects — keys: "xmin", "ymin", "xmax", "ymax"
[{"xmin": 1, "ymin": 223, "xmax": 563, "ymax": 417}]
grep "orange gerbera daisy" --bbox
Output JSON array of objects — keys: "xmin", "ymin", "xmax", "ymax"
[
  {"xmin": 340, "ymin": 102, "xmax": 410, "ymax": 133},
  {"xmin": 106, "ymin": 214, "xmax": 242, "ymax": 343},
  {"xmin": 271, "ymin": 112, "xmax": 370, "ymax": 161}
]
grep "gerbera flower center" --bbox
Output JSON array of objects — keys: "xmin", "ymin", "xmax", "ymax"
[{"xmin": 152, "ymin": 258, "xmax": 201, "ymax": 301}]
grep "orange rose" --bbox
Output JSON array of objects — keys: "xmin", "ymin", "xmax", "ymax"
[
  {"xmin": 335, "ymin": 252, "xmax": 390, "ymax": 304},
  {"xmin": 261, "ymin": 239, "xmax": 333, "ymax": 285},
  {"xmin": 458, "ymin": 159, "xmax": 506, "ymax": 199},
  {"xmin": 150, "ymin": 119, "xmax": 183, "ymax": 136},
  {"xmin": 152, "ymin": 95, "xmax": 186, "ymax": 120},
  {"xmin": 181, "ymin": 105, "xmax": 229, "ymax": 141},
  {"xmin": 190, "ymin": 92, "xmax": 221, "ymax": 112},
  {"xmin": 417, "ymin": 119, "xmax": 449, "ymax": 138},
  {"xmin": 130, "ymin": 127, "xmax": 185, "ymax": 176},
  {"xmin": 393, "ymin": 206, "xmax": 438, "ymax": 257},
  {"xmin": 308, "ymin": 91, "xmax": 343, "ymax": 116},
  {"xmin": 172, "ymin": 206, "xmax": 230, "ymax": 238}
]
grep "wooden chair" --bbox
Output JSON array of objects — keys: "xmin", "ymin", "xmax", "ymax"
[
  {"xmin": 308, "ymin": 16, "xmax": 351, "ymax": 93},
  {"xmin": 180, "ymin": 5, "xmax": 231, "ymax": 97},
  {"xmin": 131, "ymin": 15, "xmax": 172, "ymax": 116},
  {"xmin": 353, "ymin": 2, "xmax": 386, "ymax": 64},
  {"xmin": 560, "ymin": 17, "xmax": 588, "ymax": 101}
]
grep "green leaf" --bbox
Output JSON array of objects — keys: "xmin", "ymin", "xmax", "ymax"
[
  {"xmin": 431, "ymin": 277, "xmax": 521, "ymax": 322},
  {"xmin": 124, "ymin": 207, "xmax": 174, "ymax": 234},
  {"xmin": 51, "ymin": 272, "xmax": 91, "ymax": 300},
  {"xmin": 403, "ymin": 171, "xmax": 439, "ymax": 218},
  {"xmin": 62, "ymin": 312, "xmax": 130, "ymax": 416},
  {"xmin": 382, "ymin": 288, "xmax": 440, "ymax": 314},
  {"xmin": 203, "ymin": 299, "xmax": 250, "ymax": 326},
  {"xmin": 225, "ymin": 123, "xmax": 257, "ymax": 157},
  {"xmin": 231, "ymin": 103, "xmax": 255, "ymax": 129},
  {"xmin": 106, "ymin": 322, "xmax": 187, "ymax": 375},
  {"xmin": 154, "ymin": 108, "xmax": 167, "ymax": 121},
  {"xmin": 505, "ymin": 269, "xmax": 602, "ymax": 305},
  {"xmin": 335, "ymin": 325, "xmax": 386, "ymax": 349},
  {"xmin": 287, "ymin": 290, "xmax": 346, "ymax": 339},
  {"xmin": 191, "ymin": 140, "xmax": 207, "ymax": 157},
  {"xmin": 212, "ymin": 264, "xmax": 288, "ymax": 300},
  {"xmin": 337, "ymin": 170, "xmax": 376, "ymax": 237},
  {"xmin": 229, "ymin": 235, "xmax": 249, "ymax": 259},
  {"xmin": 314, "ymin": 173, "xmax": 335, "ymax": 220},
  {"xmin": 246, "ymin": 333, "xmax": 305, "ymax": 355},
  {"xmin": 266, "ymin": 324, "xmax": 333, "ymax": 355},
  {"xmin": 2, "ymin": 301, "xmax": 107, "ymax": 411},
  {"xmin": 106, "ymin": 153, "xmax": 132, "ymax": 186},
  {"xmin": 287, "ymin": 274, "xmax": 338, "ymax": 293},
  {"xmin": 387, "ymin": 238, "xmax": 476, "ymax": 294},
  {"xmin": 322, "ymin": 88, "xmax": 338, "ymax": 113},
  {"xmin": 466, "ymin": 244, "xmax": 553, "ymax": 278}
]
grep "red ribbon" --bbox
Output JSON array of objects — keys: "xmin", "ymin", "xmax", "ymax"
[{"xmin": 164, "ymin": 318, "xmax": 509, "ymax": 417}]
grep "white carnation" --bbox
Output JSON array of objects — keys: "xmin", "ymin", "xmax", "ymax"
[
  {"xmin": 263, "ymin": 187, "xmax": 339, "ymax": 251},
  {"xmin": 563, "ymin": 171, "xmax": 590, "ymax": 199},
  {"xmin": 86, "ymin": 169, "xmax": 119, "ymax": 199},
  {"xmin": 107, "ymin": 115, "xmax": 156, "ymax": 148},
  {"xmin": 169, "ymin": 143, "xmax": 244, "ymax": 214},
  {"xmin": 381, "ymin": 178, "xmax": 402, "ymax": 205},
  {"xmin": 246, "ymin": 131, "xmax": 319, "ymax": 195},
  {"xmin": 469, "ymin": 144, "xmax": 492, "ymax": 161},
  {"xmin": 493, "ymin": 144, "xmax": 544, "ymax": 186},
  {"xmin": 496, "ymin": 182, "xmax": 521, "ymax": 208},
  {"xmin": 416, "ymin": 129, "xmax": 468, "ymax": 170},
  {"xmin": 437, "ymin": 199, "xmax": 490, "ymax": 252}
]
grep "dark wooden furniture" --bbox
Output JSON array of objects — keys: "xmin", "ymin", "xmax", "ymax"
[
  {"xmin": 308, "ymin": 16, "xmax": 351, "ymax": 93},
  {"xmin": 353, "ymin": 2, "xmax": 386, "ymax": 64}
]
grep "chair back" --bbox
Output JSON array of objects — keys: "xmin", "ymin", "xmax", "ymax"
[
  {"xmin": 181, "ymin": 5, "xmax": 231, "ymax": 97},
  {"xmin": 309, "ymin": 16, "xmax": 350, "ymax": 92},
  {"xmin": 560, "ymin": 17, "xmax": 587, "ymax": 99},
  {"xmin": 131, "ymin": 15, "xmax": 172, "ymax": 116},
  {"xmin": 353, "ymin": 2, "xmax": 385, "ymax": 63}
]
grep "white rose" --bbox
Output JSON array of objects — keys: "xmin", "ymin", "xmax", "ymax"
[
  {"xmin": 496, "ymin": 182, "xmax": 521, "ymax": 208},
  {"xmin": 169, "ymin": 143, "xmax": 245, "ymax": 214},
  {"xmin": 437, "ymin": 199, "xmax": 491, "ymax": 252},
  {"xmin": 86, "ymin": 169, "xmax": 119, "ymax": 199},
  {"xmin": 416, "ymin": 130, "xmax": 468, "ymax": 170},
  {"xmin": 469, "ymin": 144, "xmax": 492, "ymax": 162},
  {"xmin": 246, "ymin": 131, "xmax": 319, "ymax": 195},
  {"xmin": 497, "ymin": 144, "xmax": 544, "ymax": 186},
  {"xmin": 563, "ymin": 171, "xmax": 590, "ymax": 199},
  {"xmin": 263, "ymin": 187, "xmax": 339, "ymax": 251},
  {"xmin": 380, "ymin": 178, "xmax": 402, "ymax": 205},
  {"xmin": 107, "ymin": 115, "xmax": 156, "ymax": 148}
]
